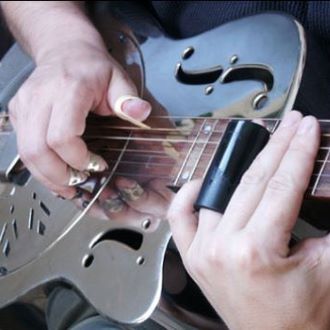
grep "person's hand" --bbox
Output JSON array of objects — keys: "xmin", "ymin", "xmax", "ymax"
[
  {"xmin": 168, "ymin": 111, "xmax": 330, "ymax": 329},
  {"xmin": 8, "ymin": 40, "xmax": 151, "ymax": 198}
]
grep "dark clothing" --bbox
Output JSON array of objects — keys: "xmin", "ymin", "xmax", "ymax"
[{"xmin": 149, "ymin": 1, "xmax": 330, "ymax": 50}]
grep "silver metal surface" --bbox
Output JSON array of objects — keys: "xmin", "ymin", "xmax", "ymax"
[
  {"xmin": 0, "ymin": 13, "xmax": 306, "ymax": 328},
  {"xmin": 0, "ymin": 131, "xmax": 19, "ymax": 181},
  {"xmin": 138, "ymin": 13, "xmax": 306, "ymax": 119}
]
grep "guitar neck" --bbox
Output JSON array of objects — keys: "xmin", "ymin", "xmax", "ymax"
[
  {"xmin": 0, "ymin": 114, "xmax": 327, "ymax": 201},
  {"xmin": 82, "ymin": 116, "xmax": 330, "ymax": 202}
]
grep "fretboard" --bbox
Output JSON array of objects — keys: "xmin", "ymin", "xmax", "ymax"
[
  {"xmin": 0, "ymin": 114, "xmax": 327, "ymax": 200},
  {"xmin": 82, "ymin": 115, "xmax": 330, "ymax": 201}
]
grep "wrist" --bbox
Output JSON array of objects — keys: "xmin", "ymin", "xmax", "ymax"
[
  {"xmin": 34, "ymin": 28, "xmax": 106, "ymax": 64},
  {"xmin": 1, "ymin": 1, "xmax": 106, "ymax": 63},
  {"xmin": 32, "ymin": 13, "xmax": 105, "ymax": 64}
]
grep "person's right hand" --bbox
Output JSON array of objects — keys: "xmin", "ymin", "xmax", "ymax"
[{"xmin": 8, "ymin": 40, "xmax": 151, "ymax": 198}]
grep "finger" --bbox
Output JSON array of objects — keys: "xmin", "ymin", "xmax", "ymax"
[
  {"xmin": 115, "ymin": 177, "xmax": 169, "ymax": 217},
  {"xmin": 10, "ymin": 90, "xmax": 77, "ymax": 196},
  {"xmin": 16, "ymin": 100, "xmax": 88, "ymax": 188},
  {"xmin": 98, "ymin": 188, "xmax": 148, "ymax": 226},
  {"xmin": 198, "ymin": 208, "xmax": 222, "ymax": 236},
  {"xmin": 191, "ymin": 178, "xmax": 222, "ymax": 234},
  {"xmin": 287, "ymin": 236, "xmax": 330, "ymax": 274},
  {"xmin": 107, "ymin": 65, "xmax": 151, "ymax": 126},
  {"xmin": 147, "ymin": 178, "xmax": 175, "ymax": 202},
  {"xmin": 219, "ymin": 111, "xmax": 302, "ymax": 232},
  {"xmin": 248, "ymin": 116, "xmax": 320, "ymax": 256},
  {"xmin": 167, "ymin": 180, "xmax": 199, "ymax": 256},
  {"xmin": 47, "ymin": 86, "xmax": 107, "ymax": 172},
  {"xmin": 22, "ymin": 157, "xmax": 75, "ymax": 198}
]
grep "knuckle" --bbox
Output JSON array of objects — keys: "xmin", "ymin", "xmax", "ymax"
[
  {"xmin": 59, "ymin": 71, "xmax": 76, "ymax": 84},
  {"xmin": 267, "ymin": 172, "xmax": 296, "ymax": 193},
  {"xmin": 19, "ymin": 142, "xmax": 47, "ymax": 162},
  {"xmin": 67, "ymin": 78, "xmax": 84, "ymax": 92},
  {"xmin": 290, "ymin": 144, "xmax": 316, "ymax": 162},
  {"xmin": 59, "ymin": 73, "xmax": 86, "ymax": 92},
  {"xmin": 186, "ymin": 241, "xmax": 225, "ymax": 278},
  {"xmin": 204, "ymin": 243, "xmax": 224, "ymax": 268},
  {"xmin": 65, "ymin": 78, "xmax": 94, "ymax": 103},
  {"xmin": 91, "ymin": 60, "xmax": 110, "ymax": 75},
  {"xmin": 234, "ymin": 239, "xmax": 263, "ymax": 273},
  {"xmin": 47, "ymin": 131, "xmax": 73, "ymax": 150}
]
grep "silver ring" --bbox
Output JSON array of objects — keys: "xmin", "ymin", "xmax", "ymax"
[{"xmin": 68, "ymin": 168, "xmax": 89, "ymax": 186}]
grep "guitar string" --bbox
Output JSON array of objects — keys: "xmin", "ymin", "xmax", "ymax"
[
  {"xmin": 98, "ymin": 170, "xmax": 330, "ymax": 194},
  {"xmin": 93, "ymin": 148, "xmax": 330, "ymax": 163},
  {"xmin": 2, "ymin": 112, "xmax": 330, "ymax": 125},
  {"xmin": 2, "ymin": 113, "xmax": 330, "ymax": 192},
  {"xmin": 86, "ymin": 134, "xmax": 330, "ymax": 144},
  {"xmin": 101, "ymin": 158, "xmax": 330, "ymax": 178},
  {"xmin": 2, "ymin": 129, "xmax": 328, "ymax": 173},
  {"xmin": 0, "ymin": 128, "xmax": 327, "ymax": 139},
  {"xmin": 3, "ymin": 112, "xmax": 330, "ymax": 122},
  {"xmin": 2, "ymin": 118, "xmax": 330, "ymax": 136},
  {"xmin": 311, "ymin": 148, "xmax": 330, "ymax": 196}
]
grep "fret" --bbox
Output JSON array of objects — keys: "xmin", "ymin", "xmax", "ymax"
[
  {"xmin": 83, "ymin": 116, "xmax": 330, "ymax": 201},
  {"xmin": 173, "ymin": 119, "xmax": 206, "ymax": 186},
  {"xmin": 188, "ymin": 119, "xmax": 219, "ymax": 181},
  {"xmin": 311, "ymin": 148, "xmax": 330, "ymax": 196},
  {"xmin": 199, "ymin": 119, "xmax": 224, "ymax": 180}
]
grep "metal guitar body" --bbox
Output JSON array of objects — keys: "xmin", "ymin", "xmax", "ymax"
[{"xmin": 0, "ymin": 12, "xmax": 306, "ymax": 327}]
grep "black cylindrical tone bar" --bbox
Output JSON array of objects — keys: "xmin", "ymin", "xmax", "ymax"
[{"xmin": 194, "ymin": 120, "xmax": 270, "ymax": 214}]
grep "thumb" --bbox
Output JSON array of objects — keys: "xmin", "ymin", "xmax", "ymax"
[{"xmin": 107, "ymin": 66, "xmax": 151, "ymax": 125}]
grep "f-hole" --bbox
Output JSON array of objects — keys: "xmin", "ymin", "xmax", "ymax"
[
  {"xmin": 221, "ymin": 64, "xmax": 274, "ymax": 91},
  {"xmin": 91, "ymin": 229, "xmax": 143, "ymax": 251},
  {"xmin": 175, "ymin": 63, "xmax": 223, "ymax": 85}
]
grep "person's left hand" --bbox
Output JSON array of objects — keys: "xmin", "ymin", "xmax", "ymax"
[{"xmin": 168, "ymin": 111, "xmax": 330, "ymax": 330}]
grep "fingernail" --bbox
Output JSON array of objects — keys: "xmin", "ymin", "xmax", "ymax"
[
  {"xmin": 297, "ymin": 116, "xmax": 316, "ymax": 135},
  {"xmin": 122, "ymin": 98, "xmax": 151, "ymax": 122},
  {"xmin": 280, "ymin": 111, "xmax": 302, "ymax": 128},
  {"xmin": 86, "ymin": 152, "xmax": 108, "ymax": 172},
  {"xmin": 114, "ymin": 95, "xmax": 151, "ymax": 129}
]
